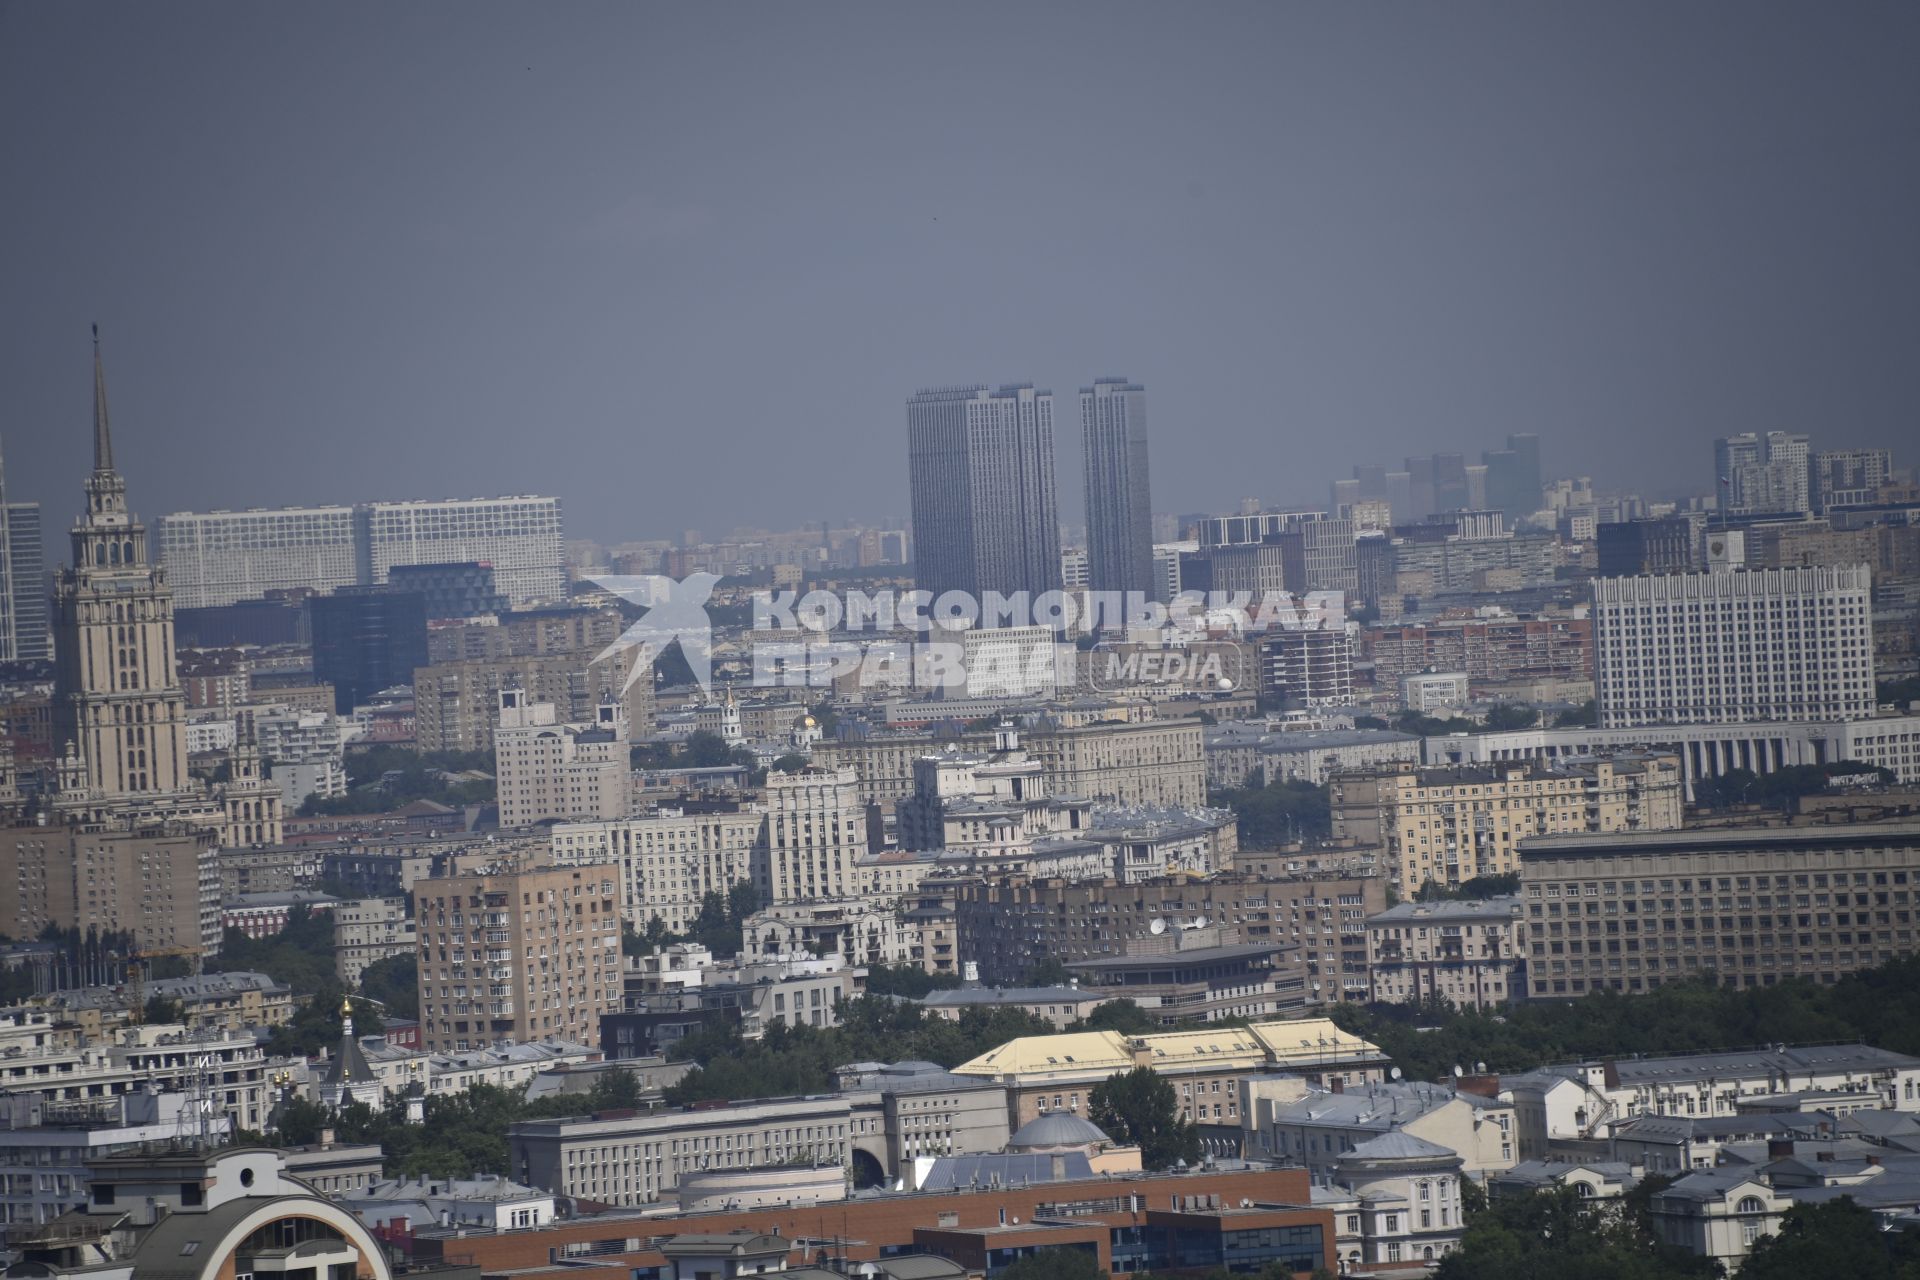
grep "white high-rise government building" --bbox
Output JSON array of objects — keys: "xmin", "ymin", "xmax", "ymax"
[{"xmin": 1593, "ymin": 564, "xmax": 1875, "ymax": 729}]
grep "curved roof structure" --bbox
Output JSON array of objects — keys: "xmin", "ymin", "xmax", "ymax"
[{"xmin": 1009, "ymin": 1111, "xmax": 1111, "ymax": 1149}]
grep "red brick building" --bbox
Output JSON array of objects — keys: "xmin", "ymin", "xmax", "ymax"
[{"xmin": 409, "ymin": 1166, "xmax": 1332, "ymax": 1278}]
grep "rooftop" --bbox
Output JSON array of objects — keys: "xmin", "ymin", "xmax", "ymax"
[{"xmin": 1367, "ymin": 896, "xmax": 1521, "ymax": 925}]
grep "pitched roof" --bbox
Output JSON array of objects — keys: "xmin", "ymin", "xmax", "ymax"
[
  {"xmin": 326, "ymin": 1031, "xmax": 378, "ymax": 1086},
  {"xmin": 951, "ymin": 1016, "xmax": 1385, "ymax": 1079},
  {"xmin": 1345, "ymin": 1131, "xmax": 1457, "ymax": 1162}
]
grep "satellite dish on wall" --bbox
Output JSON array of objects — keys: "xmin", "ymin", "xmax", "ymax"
[
  {"xmin": 1390, "ymin": 1067, "xmax": 1403, "ymax": 1081},
  {"xmin": 1149, "ymin": 918, "xmax": 1168, "ymax": 935}
]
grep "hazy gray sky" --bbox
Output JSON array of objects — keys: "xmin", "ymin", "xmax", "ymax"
[{"xmin": 4, "ymin": 1, "xmax": 1916, "ymax": 544}]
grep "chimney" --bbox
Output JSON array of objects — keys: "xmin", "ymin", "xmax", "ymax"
[
  {"xmin": 1457, "ymin": 1074, "xmax": 1500, "ymax": 1099},
  {"xmin": 319, "ymin": 1127, "xmax": 335, "ymax": 1148}
]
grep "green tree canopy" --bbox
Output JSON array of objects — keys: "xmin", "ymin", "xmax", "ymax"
[
  {"xmin": 1552, "ymin": 699, "xmax": 1598, "ymax": 728},
  {"xmin": 1737, "ymin": 1197, "xmax": 1920, "ymax": 1280},
  {"xmin": 1484, "ymin": 703, "xmax": 1539, "ymax": 731},
  {"xmin": 215, "ymin": 903, "xmax": 338, "ymax": 995},
  {"xmin": 1435, "ymin": 1183, "xmax": 1715, "ymax": 1280},
  {"xmin": 1088, "ymin": 1066, "xmax": 1200, "ymax": 1171},
  {"xmin": 1071, "ymin": 999, "xmax": 1161, "ymax": 1036},
  {"xmin": 142, "ymin": 994, "xmax": 185, "ymax": 1026},
  {"xmin": 664, "ymin": 997, "xmax": 1052, "ymax": 1105},
  {"xmin": 357, "ymin": 952, "xmax": 419, "ymax": 1020},
  {"xmin": 864, "ymin": 963, "xmax": 962, "ymax": 998},
  {"xmin": 1211, "ymin": 778, "xmax": 1330, "ymax": 848}
]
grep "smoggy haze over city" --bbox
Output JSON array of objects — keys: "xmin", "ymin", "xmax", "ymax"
[{"xmin": 3, "ymin": 1, "xmax": 1917, "ymax": 544}]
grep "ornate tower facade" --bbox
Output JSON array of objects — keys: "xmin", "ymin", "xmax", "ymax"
[{"xmin": 50, "ymin": 330, "xmax": 191, "ymax": 801}]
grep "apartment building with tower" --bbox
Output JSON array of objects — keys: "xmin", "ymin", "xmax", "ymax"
[{"xmin": 494, "ymin": 690, "xmax": 629, "ymax": 828}]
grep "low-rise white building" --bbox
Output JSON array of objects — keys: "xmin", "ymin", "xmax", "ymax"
[
  {"xmin": 1246, "ymin": 1079, "xmax": 1519, "ymax": 1178},
  {"xmin": 1315, "ymin": 1131, "xmax": 1468, "ymax": 1271},
  {"xmin": 0, "ymin": 1092, "xmax": 234, "ymax": 1237},
  {"xmin": 340, "ymin": 1174, "xmax": 555, "ymax": 1234},
  {"xmin": 1498, "ymin": 1043, "xmax": 1920, "ymax": 1157},
  {"xmin": 1204, "ymin": 724, "xmax": 1422, "ymax": 790}
]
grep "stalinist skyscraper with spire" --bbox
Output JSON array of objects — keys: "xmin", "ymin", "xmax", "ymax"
[
  {"xmin": 50, "ymin": 328, "xmax": 194, "ymax": 804},
  {"xmin": 0, "ymin": 334, "xmax": 285, "ymax": 930}
]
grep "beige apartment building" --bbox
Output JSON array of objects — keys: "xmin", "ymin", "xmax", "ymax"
[
  {"xmin": 0, "ymin": 824, "xmax": 221, "ymax": 958},
  {"xmin": 414, "ymin": 860, "xmax": 622, "ymax": 1052},
  {"xmin": 1330, "ymin": 754, "xmax": 1682, "ymax": 894},
  {"xmin": 413, "ymin": 647, "xmax": 652, "ymax": 753},
  {"xmin": 333, "ymin": 896, "xmax": 418, "ymax": 987},
  {"xmin": 426, "ymin": 605, "xmax": 626, "ymax": 663},
  {"xmin": 1518, "ymin": 820, "xmax": 1920, "ymax": 998},
  {"xmin": 813, "ymin": 716, "xmax": 1205, "ymax": 809}
]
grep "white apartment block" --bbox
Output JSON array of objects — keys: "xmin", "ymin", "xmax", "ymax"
[
  {"xmin": 551, "ymin": 767, "xmax": 865, "ymax": 930},
  {"xmin": 333, "ymin": 896, "xmax": 418, "ymax": 987},
  {"xmin": 494, "ymin": 689, "xmax": 629, "ymax": 828},
  {"xmin": 957, "ymin": 625, "xmax": 1061, "ymax": 699},
  {"xmin": 552, "ymin": 808, "xmax": 766, "ymax": 934},
  {"xmin": 156, "ymin": 505, "xmax": 359, "ymax": 609},
  {"xmin": 1060, "ymin": 547, "xmax": 1089, "ymax": 590},
  {"xmin": 0, "ymin": 1027, "xmax": 271, "ymax": 1132},
  {"xmin": 1593, "ymin": 565, "xmax": 1875, "ymax": 729},
  {"xmin": 0, "ymin": 1093, "xmax": 233, "ymax": 1237},
  {"xmin": 360, "ymin": 495, "xmax": 565, "ymax": 606},
  {"xmin": 765, "ymin": 767, "xmax": 864, "ymax": 903},
  {"xmin": 741, "ymin": 900, "xmax": 919, "ymax": 968},
  {"xmin": 158, "ymin": 495, "xmax": 565, "ymax": 609}
]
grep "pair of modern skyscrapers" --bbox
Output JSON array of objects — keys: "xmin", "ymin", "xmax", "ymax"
[{"xmin": 907, "ymin": 379, "xmax": 1153, "ymax": 605}]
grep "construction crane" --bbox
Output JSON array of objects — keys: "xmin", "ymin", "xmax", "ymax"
[{"xmin": 127, "ymin": 945, "xmax": 203, "ymax": 1025}]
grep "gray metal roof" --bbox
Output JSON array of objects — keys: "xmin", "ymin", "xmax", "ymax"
[{"xmin": 916, "ymin": 1152, "xmax": 1095, "ymax": 1191}]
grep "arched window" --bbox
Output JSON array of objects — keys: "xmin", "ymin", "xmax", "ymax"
[
  {"xmin": 1737, "ymin": 1197, "xmax": 1766, "ymax": 1215},
  {"xmin": 1576, "ymin": 1181, "xmax": 1595, "ymax": 1197}
]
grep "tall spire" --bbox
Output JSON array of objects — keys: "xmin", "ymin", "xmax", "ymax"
[{"xmin": 91, "ymin": 324, "xmax": 114, "ymax": 474}]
